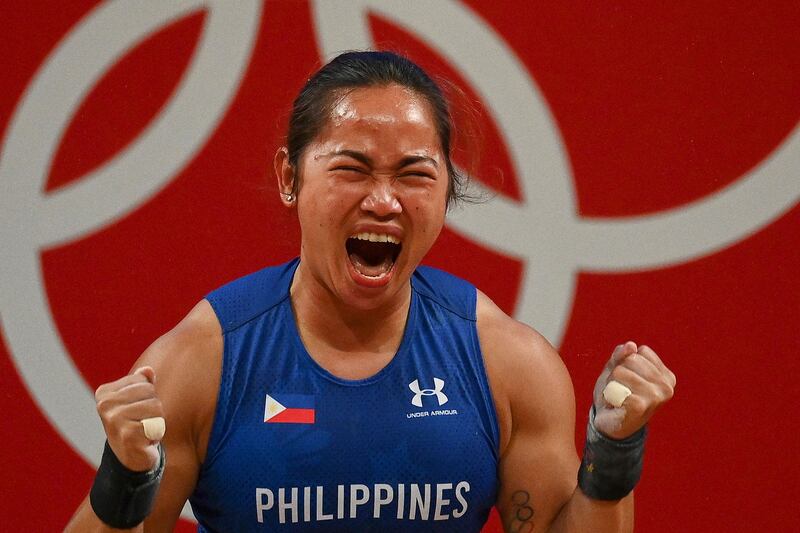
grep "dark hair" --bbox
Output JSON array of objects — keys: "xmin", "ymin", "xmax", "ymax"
[{"xmin": 286, "ymin": 50, "xmax": 471, "ymax": 209}]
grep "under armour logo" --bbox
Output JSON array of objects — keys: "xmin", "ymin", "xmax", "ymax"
[{"xmin": 409, "ymin": 378, "xmax": 448, "ymax": 407}]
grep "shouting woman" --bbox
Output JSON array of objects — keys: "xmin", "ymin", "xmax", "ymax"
[{"xmin": 67, "ymin": 51, "xmax": 675, "ymax": 532}]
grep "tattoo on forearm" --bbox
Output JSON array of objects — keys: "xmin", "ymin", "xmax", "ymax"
[{"xmin": 506, "ymin": 490, "xmax": 535, "ymax": 533}]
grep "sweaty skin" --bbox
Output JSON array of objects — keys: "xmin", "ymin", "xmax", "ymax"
[
  {"xmin": 65, "ymin": 85, "xmax": 675, "ymax": 532},
  {"xmin": 274, "ymin": 85, "xmax": 448, "ymax": 377}
]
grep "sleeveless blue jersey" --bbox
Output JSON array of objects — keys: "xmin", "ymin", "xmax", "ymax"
[{"xmin": 190, "ymin": 259, "xmax": 499, "ymax": 532}]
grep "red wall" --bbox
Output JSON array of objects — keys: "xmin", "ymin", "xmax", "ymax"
[{"xmin": 1, "ymin": 1, "xmax": 798, "ymax": 530}]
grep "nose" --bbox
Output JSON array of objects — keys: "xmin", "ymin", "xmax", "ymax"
[{"xmin": 361, "ymin": 180, "xmax": 402, "ymax": 218}]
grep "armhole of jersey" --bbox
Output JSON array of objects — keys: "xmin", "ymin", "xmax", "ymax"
[
  {"xmin": 468, "ymin": 286, "xmax": 501, "ymax": 458},
  {"xmin": 196, "ymin": 299, "xmax": 229, "ymax": 476},
  {"xmin": 195, "ymin": 260, "xmax": 297, "ymax": 476}
]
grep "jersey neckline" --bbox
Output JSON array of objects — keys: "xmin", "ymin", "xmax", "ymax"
[{"xmin": 282, "ymin": 259, "xmax": 419, "ymax": 387}]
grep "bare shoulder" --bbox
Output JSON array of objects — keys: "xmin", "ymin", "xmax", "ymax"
[
  {"xmin": 475, "ymin": 290, "xmax": 575, "ymax": 455},
  {"xmin": 139, "ymin": 298, "xmax": 222, "ymax": 375},
  {"xmin": 121, "ymin": 299, "xmax": 224, "ymax": 528},
  {"xmin": 135, "ymin": 298, "xmax": 223, "ymax": 454}
]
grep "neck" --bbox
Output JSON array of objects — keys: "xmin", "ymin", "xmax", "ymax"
[{"xmin": 289, "ymin": 262, "xmax": 411, "ymax": 356}]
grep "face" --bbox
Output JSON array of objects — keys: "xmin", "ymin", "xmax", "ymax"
[{"xmin": 277, "ymin": 84, "xmax": 449, "ymax": 311}]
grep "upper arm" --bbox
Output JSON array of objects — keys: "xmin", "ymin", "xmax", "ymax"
[
  {"xmin": 477, "ymin": 291, "xmax": 578, "ymax": 532},
  {"xmin": 134, "ymin": 300, "xmax": 223, "ymax": 530}
]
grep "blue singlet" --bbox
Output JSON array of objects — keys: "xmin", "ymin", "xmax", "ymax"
[{"xmin": 190, "ymin": 259, "xmax": 500, "ymax": 532}]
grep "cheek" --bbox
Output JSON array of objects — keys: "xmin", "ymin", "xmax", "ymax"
[
  {"xmin": 297, "ymin": 187, "xmax": 353, "ymax": 238},
  {"xmin": 406, "ymin": 194, "xmax": 446, "ymax": 239}
]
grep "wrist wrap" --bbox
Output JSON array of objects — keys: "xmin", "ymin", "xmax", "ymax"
[
  {"xmin": 578, "ymin": 406, "xmax": 646, "ymax": 500},
  {"xmin": 90, "ymin": 441, "xmax": 165, "ymax": 529}
]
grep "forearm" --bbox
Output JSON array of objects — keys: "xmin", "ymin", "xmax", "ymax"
[
  {"xmin": 545, "ymin": 401, "xmax": 644, "ymax": 532},
  {"xmin": 65, "ymin": 496, "xmax": 143, "ymax": 533},
  {"xmin": 547, "ymin": 488, "xmax": 633, "ymax": 533},
  {"xmin": 65, "ymin": 440, "xmax": 166, "ymax": 532}
]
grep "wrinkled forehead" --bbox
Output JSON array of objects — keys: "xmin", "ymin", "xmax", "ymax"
[{"xmin": 310, "ymin": 85, "xmax": 443, "ymax": 159}]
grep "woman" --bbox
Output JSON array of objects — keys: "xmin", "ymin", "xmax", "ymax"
[{"xmin": 67, "ymin": 51, "xmax": 675, "ymax": 532}]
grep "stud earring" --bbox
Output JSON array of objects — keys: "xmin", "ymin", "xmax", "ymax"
[{"xmin": 282, "ymin": 192, "xmax": 294, "ymax": 202}]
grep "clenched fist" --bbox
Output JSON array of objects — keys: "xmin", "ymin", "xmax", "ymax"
[
  {"xmin": 592, "ymin": 342, "xmax": 676, "ymax": 440},
  {"xmin": 94, "ymin": 366, "xmax": 165, "ymax": 472}
]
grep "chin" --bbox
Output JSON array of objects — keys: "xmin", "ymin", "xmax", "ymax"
[{"xmin": 339, "ymin": 261, "xmax": 413, "ymax": 312}]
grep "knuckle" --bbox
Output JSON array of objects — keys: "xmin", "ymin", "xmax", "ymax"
[
  {"xmin": 641, "ymin": 346, "xmax": 659, "ymax": 360},
  {"xmin": 609, "ymin": 367, "xmax": 625, "ymax": 380},
  {"xmin": 104, "ymin": 409, "xmax": 121, "ymax": 428},
  {"xmin": 138, "ymin": 381, "xmax": 157, "ymax": 396},
  {"xmin": 119, "ymin": 424, "xmax": 138, "ymax": 443},
  {"xmin": 96, "ymin": 397, "xmax": 114, "ymax": 417},
  {"xmin": 647, "ymin": 381, "xmax": 673, "ymax": 406},
  {"xmin": 106, "ymin": 421, "xmax": 123, "ymax": 441},
  {"xmin": 146, "ymin": 383, "xmax": 159, "ymax": 398},
  {"xmin": 625, "ymin": 395, "xmax": 647, "ymax": 415},
  {"xmin": 620, "ymin": 356, "xmax": 639, "ymax": 371},
  {"xmin": 652, "ymin": 386, "xmax": 667, "ymax": 403},
  {"xmin": 662, "ymin": 383, "xmax": 675, "ymax": 400},
  {"xmin": 141, "ymin": 398, "xmax": 162, "ymax": 416}
]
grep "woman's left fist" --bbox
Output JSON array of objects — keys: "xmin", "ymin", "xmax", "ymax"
[{"xmin": 592, "ymin": 341, "xmax": 677, "ymax": 440}]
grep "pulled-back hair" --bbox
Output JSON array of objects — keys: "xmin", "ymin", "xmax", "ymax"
[{"xmin": 286, "ymin": 50, "xmax": 471, "ymax": 208}]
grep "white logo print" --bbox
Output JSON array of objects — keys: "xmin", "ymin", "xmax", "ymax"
[
  {"xmin": 0, "ymin": 0, "xmax": 796, "ymax": 525},
  {"xmin": 409, "ymin": 378, "xmax": 449, "ymax": 408}
]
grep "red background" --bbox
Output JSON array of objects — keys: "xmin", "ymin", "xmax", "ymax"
[{"xmin": 1, "ymin": 1, "xmax": 798, "ymax": 531}]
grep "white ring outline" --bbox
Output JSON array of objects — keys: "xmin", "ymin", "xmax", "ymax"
[
  {"xmin": 0, "ymin": 0, "xmax": 263, "ymax": 521},
  {"xmin": 311, "ymin": 0, "xmax": 800, "ymax": 343},
  {"xmin": 0, "ymin": 0, "xmax": 796, "ymax": 524}
]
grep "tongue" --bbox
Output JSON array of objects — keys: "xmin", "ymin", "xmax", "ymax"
[{"xmin": 349, "ymin": 253, "xmax": 393, "ymax": 278}]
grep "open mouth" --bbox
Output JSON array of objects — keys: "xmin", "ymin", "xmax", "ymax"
[{"xmin": 345, "ymin": 232, "xmax": 402, "ymax": 281}]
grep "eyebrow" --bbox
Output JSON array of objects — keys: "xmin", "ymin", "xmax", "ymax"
[
  {"xmin": 328, "ymin": 150, "xmax": 439, "ymax": 169},
  {"xmin": 397, "ymin": 155, "xmax": 439, "ymax": 169}
]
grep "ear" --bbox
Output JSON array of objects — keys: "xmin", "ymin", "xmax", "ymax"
[{"xmin": 274, "ymin": 147, "xmax": 296, "ymax": 207}]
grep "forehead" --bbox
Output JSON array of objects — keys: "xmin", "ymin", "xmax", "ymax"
[{"xmin": 312, "ymin": 85, "xmax": 441, "ymax": 156}]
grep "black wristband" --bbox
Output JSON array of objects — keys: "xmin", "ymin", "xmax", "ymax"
[
  {"xmin": 90, "ymin": 441, "xmax": 165, "ymax": 529},
  {"xmin": 578, "ymin": 406, "xmax": 646, "ymax": 501}
]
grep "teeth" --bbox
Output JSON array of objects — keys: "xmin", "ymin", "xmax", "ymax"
[
  {"xmin": 363, "ymin": 271, "xmax": 390, "ymax": 280},
  {"xmin": 352, "ymin": 232, "xmax": 400, "ymax": 244}
]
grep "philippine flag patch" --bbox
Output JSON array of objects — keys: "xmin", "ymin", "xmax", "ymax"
[{"xmin": 264, "ymin": 394, "xmax": 315, "ymax": 424}]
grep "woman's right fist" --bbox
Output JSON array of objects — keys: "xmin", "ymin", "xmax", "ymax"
[{"xmin": 94, "ymin": 366, "xmax": 165, "ymax": 472}]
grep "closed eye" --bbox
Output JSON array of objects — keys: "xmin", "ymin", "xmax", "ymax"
[
  {"xmin": 399, "ymin": 171, "xmax": 434, "ymax": 179},
  {"xmin": 332, "ymin": 166, "xmax": 367, "ymax": 174}
]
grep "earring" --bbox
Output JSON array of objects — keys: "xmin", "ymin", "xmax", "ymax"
[{"xmin": 282, "ymin": 192, "xmax": 294, "ymax": 202}]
